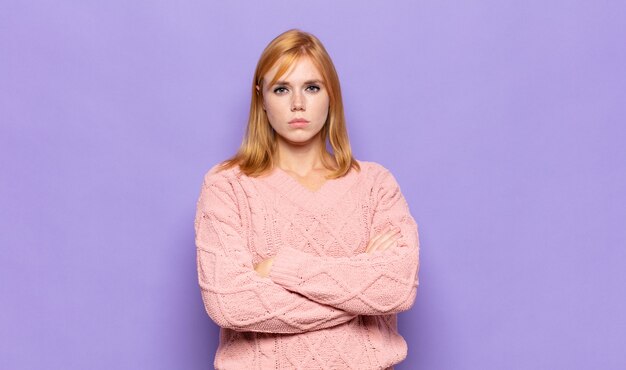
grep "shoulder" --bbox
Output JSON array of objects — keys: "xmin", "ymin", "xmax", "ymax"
[
  {"xmin": 201, "ymin": 163, "xmax": 243, "ymax": 186},
  {"xmin": 354, "ymin": 160, "xmax": 406, "ymax": 202},
  {"xmin": 197, "ymin": 163, "xmax": 248, "ymax": 199},
  {"xmin": 355, "ymin": 159, "xmax": 397, "ymax": 183},
  {"xmin": 355, "ymin": 160, "xmax": 390, "ymax": 173},
  {"xmin": 195, "ymin": 164, "xmax": 249, "ymax": 213}
]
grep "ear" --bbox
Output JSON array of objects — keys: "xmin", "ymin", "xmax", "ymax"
[{"xmin": 256, "ymin": 85, "xmax": 266, "ymax": 110}]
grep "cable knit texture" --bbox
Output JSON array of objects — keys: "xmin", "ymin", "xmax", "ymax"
[{"xmin": 194, "ymin": 160, "xmax": 420, "ymax": 369}]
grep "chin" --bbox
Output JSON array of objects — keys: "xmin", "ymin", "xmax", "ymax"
[
  {"xmin": 285, "ymin": 137, "xmax": 317, "ymax": 146},
  {"xmin": 278, "ymin": 132, "xmax": 322, "ymax": 146}
]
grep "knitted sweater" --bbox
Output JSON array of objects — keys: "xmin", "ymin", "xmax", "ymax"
[{"xmin": 194, "ymin": 160, "xmax": 420, "ymax": 370}]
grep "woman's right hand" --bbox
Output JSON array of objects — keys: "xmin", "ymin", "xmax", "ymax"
[{"xmin": 365, "ymin": 227, "xmax": 402, "ymax": 253}]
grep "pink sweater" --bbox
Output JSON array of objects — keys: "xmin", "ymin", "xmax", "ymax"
[{"xmin": 194, "ymin": 160, "xmax": 420, "ymax": 369}]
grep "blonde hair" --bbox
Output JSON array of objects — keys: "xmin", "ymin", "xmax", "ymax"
[{"xmin": 219, "ymin": 29, "xmax": 359, "ymax": 178}]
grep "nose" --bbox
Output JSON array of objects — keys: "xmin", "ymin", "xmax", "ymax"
[{"xmin": 291, "ymin": 91, "xmax": 305, "ymax": 111}]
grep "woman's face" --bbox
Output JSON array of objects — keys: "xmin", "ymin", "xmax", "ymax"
[{"xmin": 258, "ymin": 56, "xmax": 330, "ymax": 147}]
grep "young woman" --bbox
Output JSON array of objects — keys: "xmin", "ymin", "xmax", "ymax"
[{"xmin": 195, "ymin": 29, "xmax": 420, "ymax": 370}]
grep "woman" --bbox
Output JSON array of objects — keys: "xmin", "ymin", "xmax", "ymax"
[{"xmin": 195, "ymin": 29, "xmax": 420, "ymax": 369}]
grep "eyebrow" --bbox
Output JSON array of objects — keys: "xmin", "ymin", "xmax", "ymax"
[{"xmin": 273, "ymin": 79, "xmax": 324, "ymax": 86}]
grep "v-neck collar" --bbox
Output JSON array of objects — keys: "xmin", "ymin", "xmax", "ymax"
[
  {"xmin": 274, "ymin": 166, "xmax": 333, "ymax": 193},
  {"xmin": 259, "ymin": 163, "xmax": 359, "ymax": 208}
]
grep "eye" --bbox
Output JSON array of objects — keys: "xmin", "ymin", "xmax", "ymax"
[
  {"xmin": 306, "ymin": 85, "xmax": 321, "ymax": 93},
  {"xmin": 273, "ymin": 86, "xmax": 288, "ymax": 94}
]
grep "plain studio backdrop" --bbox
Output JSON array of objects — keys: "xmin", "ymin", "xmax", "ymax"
[{"xmin": 1, "ymin": 1, "xmax": 625, "ymax": 369}]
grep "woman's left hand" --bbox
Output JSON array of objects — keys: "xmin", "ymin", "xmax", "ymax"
[{"xmin": 254, "ymin": 257, "xmax": 274, "ymax": 277}]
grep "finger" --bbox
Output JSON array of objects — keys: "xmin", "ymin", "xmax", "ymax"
[
  {"xmin": 365, "ymin": 230, "xmax": 393, "ymax": 253},
  {"xmin": 376, "ymin": 228, "xmax": 401, "ymax": 246},
  {"xmin": 368, "ymin": 229, "xmax": 400, "ymax": 253},
  {"xmin": 377, "ymin": 232, "xmax": 402, "ymax": 251},
  {"xmin": 379, "ymin": 234, "xmax": 402, "ymax": 251},
  {"xmin": 366, "ymin": 229, "xmax": 392, "ymax": 253},
  {"xmin": 371, "ymin": 227, "xmax": 393, "ymax": 243}
]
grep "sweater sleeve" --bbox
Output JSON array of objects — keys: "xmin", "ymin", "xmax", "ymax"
[
  {"xmin": 195, "ymin": 170, "xmax": 356, "ymax": 334},
  {"xmin": 268, "ymin": 167, "xmax": 420, "ymax": 316}
]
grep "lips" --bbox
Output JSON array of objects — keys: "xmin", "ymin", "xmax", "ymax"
[
  {"xmin": 288, "ymin": 118, "xmax": 310, "ymax": 128},
  {"xmin": 289, "ymin": 118, "xmax": 309, "ymax": 124}
]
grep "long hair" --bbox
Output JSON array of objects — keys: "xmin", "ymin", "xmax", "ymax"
[{"xmin": 219, "ymin": 29, "xmax": 359, "ymax": 178}]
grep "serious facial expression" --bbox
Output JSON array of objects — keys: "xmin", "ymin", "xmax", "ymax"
[{"xmin": 258, "ymin": 56, "xmax": 330, "ymax": 147}]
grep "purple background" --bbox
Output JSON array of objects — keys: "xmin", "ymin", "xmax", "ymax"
[{"xmin": 2, "ymin": 1, "xmax": 625, "ymax": 369}]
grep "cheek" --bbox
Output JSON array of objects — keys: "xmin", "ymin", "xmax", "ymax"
[
  {"xmin": 263, "ymin": 98, "xmax": 287, "ymax": 127},
  {"xmin": 263, "ymin": 98, "xmax": 278, "ymax": 117},
  {"xmin": 265, "ymin": 96, "xmax": 287, "ymax": 112},
  {"xmin": 317, "ymin": 97, "xmax": 330, "ymax": 119}
]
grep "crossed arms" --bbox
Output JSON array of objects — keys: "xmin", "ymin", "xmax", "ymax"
[{"xmin": 194, "ymin": 168, "xmax": 419, "ymax": 333}]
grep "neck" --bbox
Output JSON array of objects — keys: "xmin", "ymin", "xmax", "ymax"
[{"xmin": 275, "ymin": 135, "xmax": 333, "ymax": 175}]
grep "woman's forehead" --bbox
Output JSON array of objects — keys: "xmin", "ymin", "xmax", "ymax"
[{"xmin": 264, "ymin": 56, "xmax": 323, "ymax": 85}]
